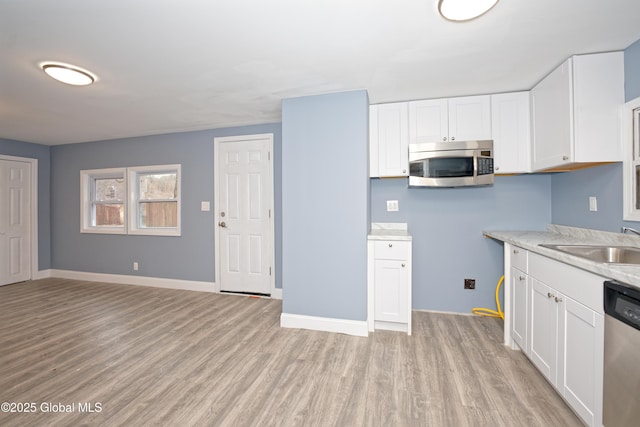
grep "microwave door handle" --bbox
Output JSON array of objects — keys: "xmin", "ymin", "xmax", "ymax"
[{"xmin": 473, "ymin": 151, "xmax": 479, "ymax": 181}]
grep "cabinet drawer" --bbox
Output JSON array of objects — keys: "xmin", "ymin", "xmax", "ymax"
[
  {"xmin": 374, "ymin": 240, "xmax": 410, "ymax": 260},
  {"xmin": 511, "ymin": 246, "xmax": 528, "ymax": 272}
]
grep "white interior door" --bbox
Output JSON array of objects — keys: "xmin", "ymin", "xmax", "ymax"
[
  {"xmin": 216, "ymin": 135, "xmax": 273, "ymax": 295},
  {"xmin": 0, "ymin": 159, "xmax": 31, "ymax": 286}
]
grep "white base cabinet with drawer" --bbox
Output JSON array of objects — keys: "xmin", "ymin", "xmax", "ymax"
[
  {"xmin": 505, "ymin": 245, "xmax": 604, "ymax": 427},
  {"xmin": 367, "ymin": 238, "xmax": 412, "ymax": 335}
]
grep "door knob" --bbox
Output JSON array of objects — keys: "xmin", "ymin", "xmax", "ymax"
[{"xmin": 218, "ymin": 221, "xmax": 227, "ymax": 228}]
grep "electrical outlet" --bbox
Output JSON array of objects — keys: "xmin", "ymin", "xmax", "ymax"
[
  {"xmin": 133, "ymin": 262, "xmax": 139, "ymax": 271},
  {"xmin": 464, "ymin": 279, "xmax": 475, "ymax": 289}
]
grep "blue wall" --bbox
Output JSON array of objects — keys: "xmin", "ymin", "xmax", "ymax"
[
  {"xmin": 50, "ymin": 123, "xmax": 282, "ymax": 285},
  {"xmin": 625, "ymin": 38, "xmax": 640, "ymax": 101},
  {"xmin": 550, "ymin": 163, "xmax": 628, "ymax": 231},
  {"xmin": 371, "ymin": 175, "xmax": 551, "ymax": 312},
  {"xmin": 551, "ymin": 38, "xmax": 640, "ymax": 231},
  {"xmin": 0, "ymin": 138, "xmax": 51, "ymax": 270},
  {"xmin": 282, "ymin": 90, "xmax": 369, "ymax": 321}
]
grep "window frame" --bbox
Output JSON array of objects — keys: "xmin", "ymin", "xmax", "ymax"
[
  {"xmin": 80, "ymin": 167, "xmax": 127, "ymax": 234},
  {"xmin": 623, "ymin": 97, "xmax": 640, "ymax": 221},
  {"xmin": 128, "ymin": 164, "xmax": 181, "ymax": 236},
  {"xmin": 80, "ymin": 164, "xmax": 181, "ymax": 236}
]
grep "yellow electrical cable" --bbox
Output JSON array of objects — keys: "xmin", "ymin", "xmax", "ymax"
[{"xmin": 471, "ymin": 275, "xmax": 505, "ymax": 320}]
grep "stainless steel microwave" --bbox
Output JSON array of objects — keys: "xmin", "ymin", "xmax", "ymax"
[{"xmin": 408, "ymin": 140, "xmax": 494, "ymax": 187}]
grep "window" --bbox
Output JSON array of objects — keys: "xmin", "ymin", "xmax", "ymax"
[
  {"xmin": 623, "ymin": 98, "xmax": 640, "ymax": 221},
  {"xmin": 81, "ymin": 168, "xmax": 126, "ymax": 234},
  {"xmin": 81, "ymin": 164, "xmax": 181, "ymax": 236},
  {"xmin": 128, "ymin": 165, "xmax": 181, "ymax": 236}
]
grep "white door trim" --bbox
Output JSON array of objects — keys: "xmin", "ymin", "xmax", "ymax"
[
  {"xmin": 0, "ymin": 154, "xmax": 38, "ymax": 282},
  {"xmin": 213, "ymin": 134, "xmax": 277, "ymax": 298}
]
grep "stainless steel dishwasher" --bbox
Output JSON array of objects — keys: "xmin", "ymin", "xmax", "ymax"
[{"xmin": 603, "ymin": 281, "xmax": 640, "ymax": 426}]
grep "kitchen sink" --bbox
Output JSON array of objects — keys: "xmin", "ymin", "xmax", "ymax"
[{"xmin": 539, "ymin": 244, "xmax": 640, "ymax": 265}]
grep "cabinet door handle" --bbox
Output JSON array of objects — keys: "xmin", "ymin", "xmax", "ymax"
[
  {"xmin": 401, "ymin": 263, "xmax": 406, "ymax": 268},
  {"xmin": 402, "ymin": 169, "xmax": 406, "ymax": 174},
  {"xmin": 442, "ymin": 137, "xmax": 447, "ymax": 142},
  {"xmin": 555, "ymin": 296, "xmax": 563, "ymax": 303},
  {"xmin": 519, "ymin": 276, "xmax": 525, "ymax": 281},
  {"xmin": 547, "ymin": 292, "xmax": 554, "ymax": 298},
  {"xmin": 562, "ymin": 155, "xmax": 569, "ymax": 161},
  {"xmin": 451, "ymin": 136, "xmax": 455, "ymax": 141},
  {"xmin": 513, "ymin": 249, "xmax": 519, "ymax": 254},
  {"xmin": 388, "ymin": 243, "xmax": 393, "ymax": 248}
]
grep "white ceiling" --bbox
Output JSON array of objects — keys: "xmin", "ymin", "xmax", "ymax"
[{"xmin": 2, "ymin": 0, "xmax": 640, "ymax": 146}]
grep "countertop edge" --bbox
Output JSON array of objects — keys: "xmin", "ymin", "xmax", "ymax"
[
  {"xmin": 368, "ymin": 222, "xmax": 412, "ymax": 241},
  {"xmin": 483, "ymin": 229, "xmax": 640, "ymax": 289}
]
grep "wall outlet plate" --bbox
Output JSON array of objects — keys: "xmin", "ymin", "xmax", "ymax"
[
  {"xmin": 386, "ymin": 200, "xmax": 399, "ymax": 212},
  {"xmin": 464, "ymin": 279, "xmax": 475, "ymax": 289}
]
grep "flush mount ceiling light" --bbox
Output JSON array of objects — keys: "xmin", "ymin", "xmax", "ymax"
[
  {"xmin": 41, "ymin": 62, "xmax": 96, "ymax": 86},
  {"xmin": 438, "ymin": 0, "xmax": 499, "ymax": 22}
]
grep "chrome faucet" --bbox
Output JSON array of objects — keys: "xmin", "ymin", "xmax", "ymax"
[{"xmin": 621, "ymin": 227, "xmax": 640, "ymax": 236}]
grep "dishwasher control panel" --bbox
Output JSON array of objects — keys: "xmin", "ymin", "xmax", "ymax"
[
  {"xmin": 605, "ymin": 281, "xmax": 640, "ymax": 330},
  {"xmin": 616, "ymin": 296, "xmax": 640, "ymax": 327}
]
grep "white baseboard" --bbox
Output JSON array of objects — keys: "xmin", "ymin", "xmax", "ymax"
[
  {"xmin": 280, "ymin": 313, "xmax": 368, "ymax": 337},
  {"xmin": 34, "ymin": 269, "xmax": 53, "ymax": 280},
  {"xmin": 40, "ymin": 269, "xmax": 284, "ymax": 299},
  {"xmin": 374, "ymin": 320, "xmax": 410, "ymax": 334},
  {"xmin": 47, "ymin": 269, "xmax": 216, "ymax": 293}
]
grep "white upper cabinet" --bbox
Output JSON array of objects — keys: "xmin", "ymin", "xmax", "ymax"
[
  {"xmin": 531, "ymin": 51, "xmax": 624, "ymax": 171},
  {"xmin": 448, "ymin": 96, "xmax": 492, "ymax": 142},
  {"xmin": 369, "ymin": 103, "xmax": 409, "ymax": 177},
  {"xmin": 408, "ymin": 98, "xmax": 448, "ymax": 143},
  {"xmin": 491, "ymin": 92, "xmax": 532, "ymax": 174},
  {"xmin": 409, "ymin": 95, "xmax": 491, "ymax": 144}
]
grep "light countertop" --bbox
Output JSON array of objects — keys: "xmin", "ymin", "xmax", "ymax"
[
  {"xmin": 368, "ymin": 222, "xmax": 412, "ymax": 241},
  {"xmin": 484, "ymin": 224, "xmax": 640, "ymax": 289}
]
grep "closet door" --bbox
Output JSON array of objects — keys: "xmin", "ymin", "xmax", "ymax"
[{"xmin": 0, "ymin": 159, "xmax": 31, "ymax": 286}]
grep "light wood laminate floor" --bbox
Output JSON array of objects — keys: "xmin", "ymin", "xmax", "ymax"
[{"xmin": 0, "ymin": 278, "xmax": 582, "ymax": 426}]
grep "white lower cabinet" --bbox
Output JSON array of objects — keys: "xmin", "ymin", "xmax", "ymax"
[
  {"xmin": 507, "ymin": 246, "xmax": 604, "ymax": 427},
  {"xmin": 561, "ymin": 297, "xmax": 604, "ymax": 427},
  {"xmin": 511, "ymin": 266, "xmax": 529, "ymax": 352},
  {"xmin": 368, "ymin": 239, "xmax": 412, "ymax": 335},
  {"xmin": 529, "ymin": 277, "xmax": 561, "ymax": 384},
  {"xmin": 374, "ymin": 259, "xmax": 409, "ymax": 323}
]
